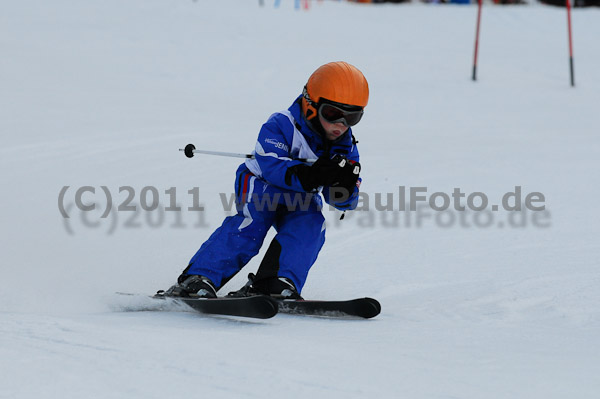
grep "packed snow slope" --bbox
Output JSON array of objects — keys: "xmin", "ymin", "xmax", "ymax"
[{"xmin": 1, "ymin": 1, "xmax": 599, "ymax": 398}]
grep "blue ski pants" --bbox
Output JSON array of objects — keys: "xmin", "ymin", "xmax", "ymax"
[{"xmin": 185, "ymin": 165, "xmax": 326, "ymax": 293}]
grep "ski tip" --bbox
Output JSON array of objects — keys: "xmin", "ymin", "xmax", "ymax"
[
  {"xmin": 355, "ymin": 297, "xmax": 381, "ymax": 319},
  {"xmin": 178, "ymin": 295, "xmax": 279, "ymax": 319},
  {"xmin": 237, "ymin": 295, "xmax": 278, "ymax": 319},
  {"xmin": 276, "ymin": 297, "xmax": 381, "ymax": 319}
]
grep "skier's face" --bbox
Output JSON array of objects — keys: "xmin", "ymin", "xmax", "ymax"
[{"xmin": 319, "ymin": 115, "xmax": 348, "ymax": 141}]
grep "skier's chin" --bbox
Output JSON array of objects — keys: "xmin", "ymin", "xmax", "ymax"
[{"xmin": 326, "ymin": 129, "xmax": 344, "ymax": 140}]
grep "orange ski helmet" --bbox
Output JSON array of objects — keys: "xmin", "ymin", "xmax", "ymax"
[{"xmin": 301, "ymin": 61, "xmax": 369, "ymax": 121}]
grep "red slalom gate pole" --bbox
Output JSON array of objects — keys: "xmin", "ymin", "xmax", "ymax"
[
  {"xmin": 566, "ymin": 0, "xmax": 575, "ymax": 87},
  {"xmin": 472, "ymin": 0, "xmax": 483, "ymax": 81}
]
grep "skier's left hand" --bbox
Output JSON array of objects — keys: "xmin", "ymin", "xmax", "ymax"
[{"xmin": 328, "ymin": 160, "xmax": 360, "ymax": 202}]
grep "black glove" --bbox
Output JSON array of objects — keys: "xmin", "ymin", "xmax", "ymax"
[
  {"xmin": 286, "ymin": 155, "xmax": 347, "ymax": 192},
  {"xmin": 328, "ymin": 160, "xmax": 361, "ymax": 203}
]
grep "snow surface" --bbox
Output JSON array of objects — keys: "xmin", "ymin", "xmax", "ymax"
[{"xmin": 1, "ymin": 0, "xmax": 600, "ymax": 398}]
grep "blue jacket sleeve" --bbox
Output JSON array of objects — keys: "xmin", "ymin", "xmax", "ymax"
[{"xmin": 253, "ymin": 119, "xmax": 307, "ymax": 192}]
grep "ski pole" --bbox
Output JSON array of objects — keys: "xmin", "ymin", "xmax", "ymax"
[
  {"xmin": 472, "ymin": 0, "xmax": 483, "ymax": 81},
  {"xmin": 180, "ymin": 144, "xmax": 317, "ymax": 163},
  {"xmin": 566, "ymin": 0, "xmax": 575, "ymax": 87}
]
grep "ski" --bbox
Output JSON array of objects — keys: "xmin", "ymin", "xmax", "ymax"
[
  {"xmin": 276, "ymin": 297, "xmax": 381, "ymax": 319},
  {"xmin": 153, "ymin": 291, "xmax": 279, "ymax": 319},
  {"xmin": 117, "ymin": 292, "xmax": 379, "ymax": 319}
]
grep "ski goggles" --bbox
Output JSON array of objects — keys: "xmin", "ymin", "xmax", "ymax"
[{"xmin": 318, "ymin": 102, "xmax": 364, "ymax": 127}]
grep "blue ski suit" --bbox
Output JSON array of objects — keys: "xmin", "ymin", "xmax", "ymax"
[{"xmin": 185, "ymin": 96, "xmax": 361, "ymax": 293}]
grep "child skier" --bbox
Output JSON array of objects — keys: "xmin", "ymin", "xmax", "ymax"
[{"xmin": 165, "ymin": 61, "xmax": 369, "ymax": 299}]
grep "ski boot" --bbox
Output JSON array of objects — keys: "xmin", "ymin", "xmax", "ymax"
[
  {"xmin": 161, "ymin": 274, "xmax": 217, "ymax": 298},
  {"xmin": 228, "ymin": 273, "xmax": 303, "ymax": 300}
]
